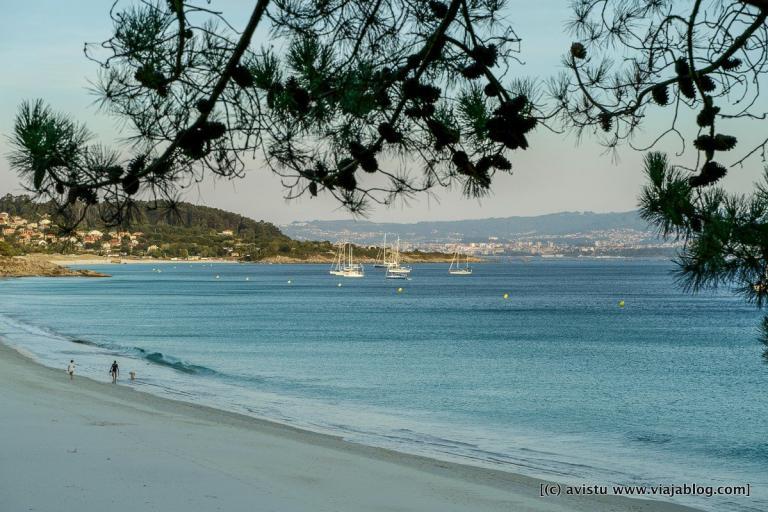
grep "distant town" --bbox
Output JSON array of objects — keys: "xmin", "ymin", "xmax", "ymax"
[
  {"xmin": 283, "ymin": 213, "xmax": 684, "ymax": 259},
  {"xmin": 409, "ymin": 231, "xmax": 681, "ymax": 258},
  {"xmin": 0, "ymin": 210, "xmax": 243, "ymax": 259},
  {"xmin": 2, "ymin": 202, "xmax": 682, "ymax": 261}
]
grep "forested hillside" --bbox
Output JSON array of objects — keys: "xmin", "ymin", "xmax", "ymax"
[{"xmin": 0, "ymin": 194, "xmax": 447, "ymax": 262}]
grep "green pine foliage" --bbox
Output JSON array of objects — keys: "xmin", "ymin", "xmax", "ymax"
[
  {"xmin": 9, "ymin": 0, "xmax": 533, "ymax": 225},
  {"xmin": 0, "ymin": 240, "xmax": 18, "ymax": 257},
  {"xmin": 639, "ymin": 153, "xmax": 768, "ymax": 359}
]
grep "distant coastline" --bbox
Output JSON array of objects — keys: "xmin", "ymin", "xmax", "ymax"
[
  {"xmin": 1, "ymin": 254, "xmax": 671, "ymax": 278},
  {"xmin": 0, "ymin": 256, "xmax": 109, "ymax": 278},
  {"xmin": 39, "ymin": 252, "xmax": 472, "ymax": 266},
  {"xmin": 0, "ymin": 253, "xmax": 467, "ymax": 277},
  {"xmin": 44, "ymin": 254, "xmax": 239, "ymax": 266}
]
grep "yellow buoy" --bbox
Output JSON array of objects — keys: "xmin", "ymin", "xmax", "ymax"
[
  {"xmin": 618, "ymin": 300, "xmax": 625, "ymax": 308},
  {"xmin": 503, "ymin": 293, "xmax": 509, "ymax": 299},
  {"xmin": 397, "ymin": 287, "xmax": 404, "ymax": 293}
]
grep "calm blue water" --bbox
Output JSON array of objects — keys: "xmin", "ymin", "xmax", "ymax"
[{"xmin": 1, "ymin": 260, "xmax": 766, "ymax": 511}]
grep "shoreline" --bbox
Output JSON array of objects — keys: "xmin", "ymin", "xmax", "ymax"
[
  {"xmin": 0, "ymin": 256, "xmax": 110, "ymax": 278},
  {"xmin": 44, "ymin": 255, "xmax": 239, "ymax": 266},
  {"xmin": 42, "ymin": 255, "xmax": 665, "ymax": 266},
  {"xmin": 0, "ymin": 338, "xmax": 700, "ymax": 512},
  {"xmin": 45, "ymin": 255, "xmax": 471, "ymax": 265}
]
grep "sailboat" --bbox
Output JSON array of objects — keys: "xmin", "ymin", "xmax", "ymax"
[
  {"xmin": 329, "ymin": 242, "xmax": 346, "ymax": 276},
  {"xmin": 449, "ymin": 247, "xmax": 473, "ymax": 275},
  {"xmin": 386, "ymin": 237, "xmax": 411, "ymax": 278},
  {"xmin": 373, "ymin": 234, "xmax": 396, "ymax": 269},
  {"xmin": 329, "ymin": 242, "xmax": 365, "ymax": 278},
  {"xmin": 342, "ymin": 243, "xmax": 365, "ymax": 278}
]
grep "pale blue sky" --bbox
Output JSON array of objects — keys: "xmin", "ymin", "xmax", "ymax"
[{"xmin": 1, "ymin": 1, "xmax": 764, "ymax": 224}]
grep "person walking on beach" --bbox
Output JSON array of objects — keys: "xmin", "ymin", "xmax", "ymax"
[
  {"xmin": 67, "ymin": 359, "xmax": 76, "ymax": 381},
  {"xmin": 109, "ymin": 360, "xmax": 119, "ymax": 383}
]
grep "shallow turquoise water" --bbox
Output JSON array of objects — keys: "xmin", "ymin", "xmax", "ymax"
[{"xmin": 0, "ymin": 260, "xmax": 765, "ymax": 511}]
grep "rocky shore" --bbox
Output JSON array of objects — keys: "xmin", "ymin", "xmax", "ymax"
[{"xmin": 0, "ymin": 257, "xmax": 109, "ymax": 278}]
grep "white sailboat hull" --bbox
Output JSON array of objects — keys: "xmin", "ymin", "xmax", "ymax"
[
  {"xmin": 330, "ymin": 242, "xmax": 365, "ymax": 278},
  {"xmin": 449, "ymin": 246, "xmax": 473, "ymax": 275}
]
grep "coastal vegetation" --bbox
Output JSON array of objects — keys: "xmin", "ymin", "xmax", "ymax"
[
  {"xmin": 557, "ymin": 2, "xmax": 768, "ymax": 357},
  {"xmin": 0, "ymin": 240, "xmax": 19, "ymax": 257},
  {"xmin": 0, "ymin": 193, "xmax": 449, "ymax": 262}
]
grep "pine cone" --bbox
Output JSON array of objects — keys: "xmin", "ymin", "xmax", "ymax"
[
  {"xmin": 484, "ymin": 83, "xmax": 500, "ymax": 97},
  {"xmin": 699, "ymin": 75, "xmax": 716, "ymax": 92},
  {"xmin": 651, "ymin": 84, "xmax": 669, "ymax": 106},
  {"xmin": 378, "ymin": 123, "xmax": 403, "ymax": 144},
  {"xmin": 428, "ymin": 1, "xmax": 448, "ymax": 19},
  {"xmin": 689, "ymin": 161, "xmax": 727, "ymax": 187},
  {"xmin": 231, "ymin": 65, "xmax": 254, "ymax": 88},
  {"xmin": 470, "ymin": 45, "xmax": 497, "ymax": 67},
  {"xmin": 570, "ymin": 42, "xmax": 587, "ymax": 60},
  {"xmin": 721, "ymin": 58, "xmax": 742, "ymax": 71},
  {"xmin": 461, "ymin": 62, "xmax": 485, "ymax": 80},
  {"xmin": 598, "ymin": 113, "xmax": 612, "ymax": 132},
  {"xmin": 122, "ymin": 175, "xmax": 140, "ymax": 195}
]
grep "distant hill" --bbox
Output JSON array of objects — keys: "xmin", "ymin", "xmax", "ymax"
[
  {"xmin": 0, "ymin": 194, "xmax": 451, "ymax": 262},
  {"xmin": 0, "ymin": 194, "xmax": 287, "ymax": 243},
  {"xmin": 0, "ymin": 193, "xmax": 309, "ymax": 260},
  {"xmin": 283, "ymin": 211, "xmax": 654, "ymax": 243}
]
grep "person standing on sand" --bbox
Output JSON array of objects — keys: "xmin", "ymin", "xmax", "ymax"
[
  {"xmin": 67, "ymin": 360, "xmax": 76, "ymax": 380},
  {"xmin": 109, "ymin": 360, "xmax": 119, "ymax": 383}
]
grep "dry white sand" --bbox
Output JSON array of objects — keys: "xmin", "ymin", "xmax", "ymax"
[{"xmin": 0, "ymin": 342, "xmax": 700, "ymax": 512}]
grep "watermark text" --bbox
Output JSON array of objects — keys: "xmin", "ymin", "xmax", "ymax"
[{"xmin": 539, "ymin": 482, "xmax": 750, "ymax": 498}]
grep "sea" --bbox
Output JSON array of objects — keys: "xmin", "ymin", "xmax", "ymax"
[{"xmin": 0, "ymin": 259, "xmax": 766, "ymax": 512}]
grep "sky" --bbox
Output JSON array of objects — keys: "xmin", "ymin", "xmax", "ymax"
[{"xmin": 0, "ymin": 0, "xmax": 765, "ymax": 225}]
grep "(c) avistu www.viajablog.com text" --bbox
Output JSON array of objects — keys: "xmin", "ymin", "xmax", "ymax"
[{"xmin": 539, "ymin": 482, "xmax": 750, "ymax": 499}]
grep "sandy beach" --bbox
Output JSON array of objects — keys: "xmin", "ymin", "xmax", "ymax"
[
  {"xmin": 42, "ymin": 254, "xmax": 238, "ymax": 266},
  {"xmin": 0, "ymin": 341, "xmax": 700, "ymax": 512}
]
